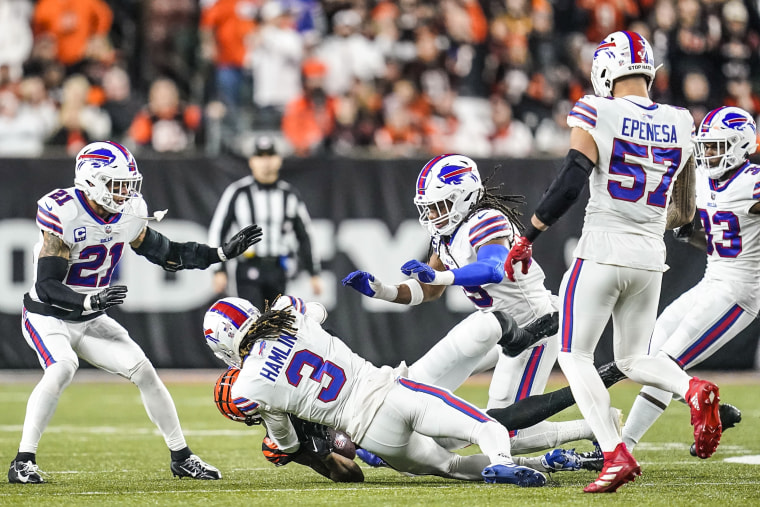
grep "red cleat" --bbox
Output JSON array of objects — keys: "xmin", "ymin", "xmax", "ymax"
[
  {"xmin": 583, "ymin": 443, "xmax": 641, "ymax": 493},
  {"xmin": 687, "ymin": 377, "xmax": 722, "ymax": 459}
]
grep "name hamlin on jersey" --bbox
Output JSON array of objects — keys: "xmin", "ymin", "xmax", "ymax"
[
  {"xmin": 621, "ymin": 117, "xmax": 678, "ymax": 143},
  {"xmin": 259, "ymin": 334, "xmax": 298, "ymax": 382}
]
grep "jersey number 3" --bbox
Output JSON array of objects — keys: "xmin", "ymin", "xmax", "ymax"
[
  {"xmin": 286, "ymin": 350, "xmax": 346, "ymax": 403},
  {"xmin": 608, "ymin": 139, "xmax": 682, "ymax": 207}
]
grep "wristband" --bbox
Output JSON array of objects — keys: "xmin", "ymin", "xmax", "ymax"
[
  {"xmin": 373, "ymin": 282, "xmax": 399, "ymax": 302},
  {"xmin": 217, "ymin": 246, "xmax": 228, "ymax": 262},
  {"xmin": 401, "ymin": 279, "xmax": 424, "ymax": 305},
  {"xmin": 83, "ymin": 294, "xmax": 93, "ymax": 312},
  {"xmin": 430, "ymin": 270, "xmax": 455, "ymax": 286},
  {"xmin": 522, "ymin": 224, "xmax": 542, "ymax": 243}
]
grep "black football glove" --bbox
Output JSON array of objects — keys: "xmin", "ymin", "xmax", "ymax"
[
  {"xmin": 89, "ymin": 285, "xmax": 128, "ymax": 311},
  {"xmin": 673, "ymin": 221, "xmax": 695, "ymax": 243},
  {"xmin": 290, "ymin": 416, "xmax": 334, "ymax": 458},
  {"xmin": 220, "ymin": 225, "xmax": 263, "ymax": 261}
]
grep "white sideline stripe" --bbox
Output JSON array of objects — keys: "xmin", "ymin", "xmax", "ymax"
[
  {"xmin": 3, "ymin": 481, "xmax": 760, "ymax": 497},
  {"xmin": 0, "ymin": 425, "xmax": 253, "ymax": 436}
]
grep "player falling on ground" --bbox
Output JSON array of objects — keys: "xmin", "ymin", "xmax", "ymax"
[
  {"xmin": 621, "ymin": 106, "xmax": 756, "ymax": 453},
  {"xmin": 203, "ymin": 294, "xmax": 548, "ymax": 486},
  {"xmin": 343, "ymin": 154, "xmax": 609, "ymax": 459},
  {"xmin": 9, "ymin": 141, "xmax": 262, "ymax": 484},
  {"xmin": 505, "ymin": 31, "xmax": 723, "ymax": 493}
]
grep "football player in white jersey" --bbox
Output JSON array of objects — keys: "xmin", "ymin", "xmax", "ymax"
[
  {"xmin": 9, "ymin": 141, "xmax": 263, "ymax": 484},
  {"xmin": 621, "ymin": 106, "xmax": 757, "ymax": 453},
  {"xmin": 505, "ymin": 31, "xmax": 723, "ymax": 493},
  {"xmin": 342, "ymin": 153, "xmax": 617, "ymax": 459},
  {"xmin": 203, "ymin": 295, "xmax": 548, "ymax": 486}
]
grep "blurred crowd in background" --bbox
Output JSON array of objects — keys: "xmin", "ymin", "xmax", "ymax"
[{"xmin": 1, "ymin": 0, "xmax": 759, "ymax": 159}]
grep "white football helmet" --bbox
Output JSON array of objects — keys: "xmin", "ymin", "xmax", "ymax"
[
  {"xmin": 695, "ymin": 106, "xmax": 758, "ymax": 179},
  {"xmin": 74, "ymin": 141, "xmax": 143, "ymax": 214},
  {"xmin": 203, "ymin": 297, "xmax": 261, "ymax": 368},
  {"xmin": 591, "ymin": 31, "xmax": 657, "ymax": 98},
  {"xmin": 414, "ymin": 154, "xmax": 483, "ymax": 236}
]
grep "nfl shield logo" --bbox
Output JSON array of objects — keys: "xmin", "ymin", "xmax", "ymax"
[{"xmin": 105, "ymin": 225, "xmax": 112, "ymax": 234}]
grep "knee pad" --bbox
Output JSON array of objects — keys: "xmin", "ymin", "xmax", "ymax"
[
  {"xmin": 454, "ymin": 312, "xmax": 501, "ymax": 358},
  {"xmin": 127, "ymin": 358, "xmax": 157, "ymax": 385},
  {"xmin": 43, "ymin": 359, "xmax": 78, "ymax": 393}
]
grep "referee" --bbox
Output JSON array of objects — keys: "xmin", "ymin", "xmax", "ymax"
[{"xmin": 208, "ymin": 135, "xmax": 322, "ymax": 308}]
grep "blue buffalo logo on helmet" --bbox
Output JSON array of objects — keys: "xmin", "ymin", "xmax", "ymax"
[
  {"xmin": 437, "ymin": 163, "xmax": 476, "ymax": 185},
  {"xmin": 721, "ymin": 112, "xmax": 757, "ymax": 133}
]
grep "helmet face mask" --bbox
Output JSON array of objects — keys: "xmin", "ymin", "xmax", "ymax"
[
  {"xmin": 414, "ymin": 154, "xmax": 483, "ymax": 236},
  {"xmin": 203, "ymin": 297, "xmax": 261, "ymax": 368},
  {"xmin": 74, "ymin": 141, "xmax": 143, "ymax": 214},
  {"xmin": 591, "ymin": 31, "xmax": 657, "ymax": 98},
  {"xmin": 695, "ymin": 106, "xmax": 758, "ymax": 179}
]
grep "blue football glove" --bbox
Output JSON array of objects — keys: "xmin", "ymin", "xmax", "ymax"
[
  {"xmin": 342, "ymin": 271, "xmax": 399, "ymax": 301},
  {"xmin": 400, "ymin": 260, "xmax": 437, "ymax": 284},
  {"xmin": 342, "ymin": 271, "xmax": 378, "ymax": 297}
]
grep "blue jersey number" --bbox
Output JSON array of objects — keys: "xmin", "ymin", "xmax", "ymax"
[
  {"xmin": 286, "ymin": 350, "xmax": 346, "ymax": 403},
  {"xmin": 608, "ymin": 139, "xmax": 682, "ymax": 207},
  {"xmin": 698, "ymin": 208, "xmax": 742, "ymax": 257},
  {"xmin": 66, "ymin": 243, "xmax": 124, "ymax": 287}
]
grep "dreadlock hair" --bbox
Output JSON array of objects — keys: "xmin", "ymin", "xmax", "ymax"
[
  {"xmin": 465, "ymin": 166, "xmax": 526, "ymax": 234},
  {"xmin": 238, "ymin": 300, "xmax": 299, "ymax": 359}
]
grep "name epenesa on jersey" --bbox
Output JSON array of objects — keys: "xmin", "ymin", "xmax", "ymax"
[
  {"xmin": 621, "ymin": 117, "xmax": 678, "ymax": 143},
  {"xmin": 259, "ymin": 334, "xmax": 298, "ymax": 382}
]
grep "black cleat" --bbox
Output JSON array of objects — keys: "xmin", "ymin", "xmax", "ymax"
[
  {"xmin": 8, "ymin": 460, "xmax": 44, "ymax": 484},
  {"xmin": 524, "ymin": 312, "xmax": 559, "ymax": 340},
  {"xmin": 171, "ymin": 455, "xmax": 221, "ymax": 480},
  {"xmin": 497, "ymin": 312, "xmax": 558, "ymax": 357},
  {"xmin": 689, "ymin": 403, "xmax": 741, "ymax": 457},
  {"xmin": 577, "ymin": 443, "xmax": 604, "ymax": 472},
  {"xmin": 598, "ymin": 361, "xmax": 627, "ymax": 388}
]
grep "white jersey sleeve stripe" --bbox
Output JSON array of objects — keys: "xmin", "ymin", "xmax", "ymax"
[
  {"xmin": 233, "ymin": 396, "xmax": 260, "ymax": 414},
  {"xmin": 36, "ymin": 212, "xmax": 63, "ymax": 235},
  {"xmin": 469, "ymin": 216, "xmax": 509, "ymax": 246}
]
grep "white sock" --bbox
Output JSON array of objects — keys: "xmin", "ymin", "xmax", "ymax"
[
  {"xmin": 557, "ymin": 351, "xmax": 621, "ymax": 452},
  {"xmin": 622, "ymin": 386, "xmax": 672, "ymax": 451},
  {"xmin": 129, "ymin": 359, "xmax": 187, "ymax": 451},
  {"xmin": 18, "ymin": 360, "xmax": 77, "ymax": 454},
  {"xmin": 510, "ymin": 419, "xmax": 594, "ymax": 454}
]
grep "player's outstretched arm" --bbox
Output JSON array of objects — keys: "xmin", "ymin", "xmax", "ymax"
[
  {"xmin": 131, "ymin": 225, "xmax": 262, "ymax": 272},
  {"xmin": 342, "ymin": 253, "xmax": 445, "ymax": 305}
]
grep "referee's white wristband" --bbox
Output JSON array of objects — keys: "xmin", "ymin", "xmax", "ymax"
[{"xmin": 401, "ymin": 279, "xmax": 424, "ymax": 305}]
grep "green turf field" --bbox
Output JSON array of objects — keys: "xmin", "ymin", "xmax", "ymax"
[{"xmin": 0, "ymin": 372, "xmax": 758, "ymax": 506}]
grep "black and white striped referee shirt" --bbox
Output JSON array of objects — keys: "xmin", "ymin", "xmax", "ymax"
[{"xmin": 208, "ymin": 175, "xmax": 320, "ymax": 275}]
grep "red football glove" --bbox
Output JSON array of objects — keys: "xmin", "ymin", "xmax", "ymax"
[{"xmin": 505, "ymin": 236, "xmax": 533, "ymax": 282}]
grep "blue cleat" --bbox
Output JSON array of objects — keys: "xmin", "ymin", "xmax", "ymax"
[
  {"xmin": 541, "ymin": 448, "xmax": 582, "ymax": 472},
  {"xmin": 356, "ymin": 448, "xmax": 387, "ymax": 468},
  {"xmin": 482, "ymin": 463, "xmax": 546, "ymax": 487}
]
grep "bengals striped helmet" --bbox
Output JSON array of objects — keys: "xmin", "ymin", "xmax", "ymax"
[{"xmin": 213, "ymin": 367, "xmax": 262, "ymax": 425}]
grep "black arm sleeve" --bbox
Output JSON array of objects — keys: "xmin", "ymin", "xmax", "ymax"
[
  {"xmin": 35, "ymin": 256, "xmax": 86, "ymax": 311},
  {"xmin": 534, "ymin": 149, "xmax": 595, "ymax": 227},
  {"xmin": 133, "ymin": 227, "xmax": 220, "ymax": 272}
]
